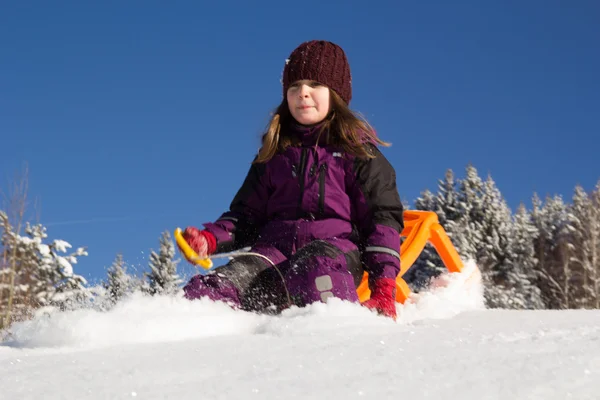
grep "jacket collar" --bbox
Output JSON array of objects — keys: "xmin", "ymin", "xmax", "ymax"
[{"xmin": 288, "ymin": 120, "xmax": 329, "ymax": 146}]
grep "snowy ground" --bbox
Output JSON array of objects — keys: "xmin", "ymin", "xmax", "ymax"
[{"xmin": 1, "ymin": 262, "xmax": 599, "ymax": 400}]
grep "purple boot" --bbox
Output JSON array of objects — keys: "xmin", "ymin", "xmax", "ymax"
[{"xmin": 183, "ymin": 274, "xmax": 242, "ymax": 308}]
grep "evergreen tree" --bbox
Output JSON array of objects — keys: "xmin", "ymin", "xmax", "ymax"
[
  {"xmin": 29, "ymin": 223, "xmax": 89, "ymax": 311},
  {"xmin": 435, "ymin": 169, "xmax": 461, "ymax": 226},
  {"xmin": 592, "ymin": 182, "xmax": 600, "ymax": 308},
  {"xmin": 531, "ymin": 195, "xmax": 577, "ymax": 308},
  {"xmin": 1, "ymin": 213, "xmax": 89, "ymax": 323},
  {"xmin": 572, "ymin": 186, "xmax": 593, "ymax": 307},
  {"xmin": 495, "ymin": 204, "xmax": 544, "ymax": 309},
  {"xmin": 146, "ymin": 231, "xmax": 182, "ymax": 296},
  {"xmin": 452, "ymin": 164, "xmax": 485, "ymax": 262},
  {"xmin": 408, "ymin": 189, "xmax": 442, "ymax": 290},
  {"xmin": 414, "ymin": 189, "xmax": 436, "ymax": 213},
  {"xmin": 409, "ymin": 170, "xmax": 461, "ymax": 290},
  {"xmin": 104, "ymin": 253, "xmax": 134, "ymax": 306},
  {"xmin": 571, "ymin": 184, "xmax": 600, "ymax": 308},
  {"xmin": 478, "ymin": 175, "xmax": 513, "ymax": 272},
  {"xmin": 476, "ymin": 175, "xmax": 514, "ymax": 307},
  {"xmin": 1, "ymin": 211, "xmax": 41, "ymax": 327}
]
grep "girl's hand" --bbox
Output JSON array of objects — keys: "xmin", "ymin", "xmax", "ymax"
[
  {"xmin": 361, "ymin": 278, "xmax": 397, "ymax": 320},
  {"xmin": 180, "ymin": 227, "xmax": 214, "ymax": 259}
]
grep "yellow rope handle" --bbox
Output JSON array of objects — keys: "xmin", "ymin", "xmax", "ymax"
[{"xmin": 173, "ymin": 228, "xmax": 213, "ymax": 270}]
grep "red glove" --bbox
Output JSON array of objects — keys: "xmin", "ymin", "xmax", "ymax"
[
  {"xmin": 180, "ymin": 227, "xmax": 217, "ymax": 261},
  {"xmin": 361, "ymin": 278, "xmax": 397, "ymax": 320}
]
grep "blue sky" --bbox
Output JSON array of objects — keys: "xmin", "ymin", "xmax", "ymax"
[{"xmin": 2, "ymin": 0, "xmax": 599, "ymax": 284}]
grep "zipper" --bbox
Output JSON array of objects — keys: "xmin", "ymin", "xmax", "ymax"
[
  {"xmin": 318, "ymin": 164, "xmax": 327, "ymax": 215},
  {"xmin": 297, "ymin": 148, "xmax": 308, "ymax": 213}
]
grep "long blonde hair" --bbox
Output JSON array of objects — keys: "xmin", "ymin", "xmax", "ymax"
[{"xmin": 254, "ymin": 89, "xmax": 390, "ymax": 164}]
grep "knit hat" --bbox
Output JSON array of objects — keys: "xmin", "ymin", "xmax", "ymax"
[{"xmin": 282, "ymin": 40, "xmax": 352, "ymax": 105}]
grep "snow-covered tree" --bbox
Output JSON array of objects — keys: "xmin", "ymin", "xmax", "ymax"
[
  {"xmin": 510, "ymin": 204, "xmax": 544, "ymax": 308},
  {"xmin": 1, "ymin": 211, "xmax": 40, "ymax": 328},
  {"xmin": 476, "ymin": 175, "xmax": 515, "ymax": 307},
  {"xmin": 145, "ymin": 231, "xmax": 182, "ymax": 296},
  {"xmin": 592, "ymin": 182, "xmax": 600, "ymax": 307},
  {"xmin": 414, "ymin": 189, "xmax": 436, "ymax": 214},
  {"xmin": 571, "ymin": 184, "xmax": 600, "ymax": 308},
  {"xmin": 408, "ymin": 189, "xmax": 442, "ymax": 290},
  {"xmin": 435, "ymin": 169, "xmax": 461, "ymax": 226},
  {"xmin": 409, "ymin": 170, "xmax": 462, "ymax": 290},
  {"xmin": 1, "ymin": 212, "xmax": 89, "ymax": 326},
  {"xmin": 452, "ymin": 164, "xmax": 485, "ymax": 261},
  {"xmin": 487, "ymin": 203, "xmax": 544, "ymax": 309},
  {"xmin": 26, "ymin": 223, "xmax": 89, "ymax": 311},
  {"xmin": 531, "ymin": 194, "xmax": 578, "ymax": 309},
  {"xmin": 103, "ymin": 253, "xmax": 137, "ymax": 306},
  {"xmin": 478, "ymin": 175, "xmax": 513, "ymax": 272},
  {"xmin": 409, "ymin": 167, "xmax": 487, "ymax": 292}
]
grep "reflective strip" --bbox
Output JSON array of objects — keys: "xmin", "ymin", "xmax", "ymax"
[
  {"xmin": 364, "ymin": 246, "xmax": 400, "ymax": 259},
  {"xmin": 217, "ymin": 216, "xmax": 238, "ymax": 223}
]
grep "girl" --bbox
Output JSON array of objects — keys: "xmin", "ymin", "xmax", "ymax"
[{"xmin": 179, "ymin": 40, "xmax": 404, "ymax": 319}]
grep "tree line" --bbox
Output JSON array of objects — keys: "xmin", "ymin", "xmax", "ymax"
[{"xmin": 408, "ymin": 165, "xmax": 600, "ymax": 310}]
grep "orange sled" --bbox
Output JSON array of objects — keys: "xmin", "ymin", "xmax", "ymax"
[
  {"xmin": 175, "ymin": 210, "xmax": 477, "ymax": 304},
  {"xmin": 357, "ymin": 210, "xmax": 476, "ymax": 303}
]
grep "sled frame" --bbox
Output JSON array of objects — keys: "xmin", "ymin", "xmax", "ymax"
[{"xmin": 356, "ymin": 210, "xmax": 465, "ymax": 304}]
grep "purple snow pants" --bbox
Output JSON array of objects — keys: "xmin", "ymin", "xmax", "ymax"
[{"xmin": 183, "ymin": 238, "xmax": 363, "ymax": 313}]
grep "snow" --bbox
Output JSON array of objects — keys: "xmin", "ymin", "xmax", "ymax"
[
  {"xmin": 53, "ymin": 239, "xmax": 72, "ymax": 253},
  {"xmin": 57, "ymin": 257, "xmax": 73, "ymax": 275},
  {"xmin": 1, "ymin": 261, "xmax": 599, "ymax": 399},
  {"xmin": 38, "ymin": 244, "xmax": 50, "ymax": 256}
]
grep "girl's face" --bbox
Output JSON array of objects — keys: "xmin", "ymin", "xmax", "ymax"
[{"xmin": 286, "ymin": 80, "xmax": 330, "ymax": 125}]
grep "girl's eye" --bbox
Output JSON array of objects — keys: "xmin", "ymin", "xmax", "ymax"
[{"xmin": 309, "ymin": 82, "xmax": 322, "ymax": 87}]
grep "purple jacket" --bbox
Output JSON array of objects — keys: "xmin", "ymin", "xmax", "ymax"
[{"xmin": 203, "ymin": 123, "xmax": 404, "ymax": 282}]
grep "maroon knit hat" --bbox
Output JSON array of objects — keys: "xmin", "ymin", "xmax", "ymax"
[{"xmin": 282, "ymin": 40, "xmax": 352, "ymax": 105}]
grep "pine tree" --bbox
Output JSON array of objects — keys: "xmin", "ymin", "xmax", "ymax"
[
  {"xmin": 104, "ymin": 253, "xmax": 134, "ymax": 306},
  {"xmin": 414, "ymin": 189, "xmax": 436, "ymax": 213},
  {"xmin": 572, "ymin": 182, "xmax": 600, "ymax": 308},
  {"xmin": 29, "ymin": 223, "xmax": 89, "ymax": 311},
  {"xmin": 146, "ymin": 231, "xmax": 182, "ymax": 296},
  {"xmin": 1, "ymin": 211, "xmax": 40, "ymax": 327},
  {"xmin": 531, "ymin": 195, "xmax": 577, "ymax": 309},
  {"xmin": 452, "ymin": 164, "xmax": 485, "ymax": 262},
  {"xmin": 435, "ymin": 169, "xmax": 461, "ymax": 226},
  {"xmin": 408, "ymin": 189, "xmax": 442, "ymax": 290},
  {"xmin": 478, "ymin": 175, "xmax": 513, "ymax": 272},
  {"xmin": 505, "ymin": 204, "xmax": 544, "ymax": 309},
  {"xmin": 409, "ymin": 170, "xmax": 461, "ymax": 290},
  {"xmin": 476, "ymin": 175, "xmax": 514, "ymax": 307},
  {"xmin": 571, "ymin": 186, "xmax": 594, "ymax": 307},
  {"xmin": 1, "ymin": 214, "xmax": 89, "ymax": 324},
  {"xmin": 592, "ymin": 182, "xmax": 600, "ymax": 307}
]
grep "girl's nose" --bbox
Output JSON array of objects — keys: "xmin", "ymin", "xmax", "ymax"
[{"xmin": 298, "ymin": 84, "xmax": 310, "ymax": 97}]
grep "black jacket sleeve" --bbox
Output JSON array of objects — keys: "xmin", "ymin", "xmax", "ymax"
[{"xmin": 352, "ymin": 145, "xmax": 404, "ymax": 282}]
